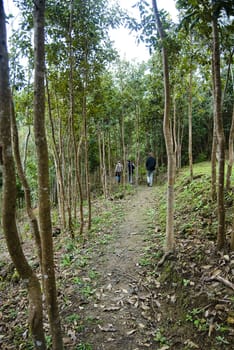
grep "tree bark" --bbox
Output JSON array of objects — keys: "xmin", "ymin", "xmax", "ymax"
[
  {"xmin": 231, "ymin": 208, "xmax": 234, "ymax": 251},
  {"xmin": 152, "ymin": 0, "xmax": 175, "ymax": 252},
  {"xmin": 212, "ymin": 12, "xmax": 226, "ymax": 249},
  {"xmin": 46, "ymin": 73, "xmax": 67, "ymax": 230},
  {"xmin": 211, "ymin": 124, "xmax": 217, "ymax": 201},
  {"xmin": 225, "ymin": 106, "xmax": 234, "ymax": 191},
  {"xmin": 33, "ymin": 1, "xmax": 64, "ymax": 348},
  {"xmin": 23, "ymin": 125, "xmax": 31, "ymax": 172},
  {"xmin": 11, "ymin": 99, "xmax": 42, "ymax": 266},
  {"xmin": 135, "ymin": 104, "xmax": 140, "ymax": 185},
  {"xmin": 188, "ymin": 68, "xmax": 193, "ymax": 180},
  {"xmin": 0, "ymin": 2, "xmax": 46, "ymax": 347},
  {"xmin": 83, "ymin": 37, "xmax": 92, "ymax": 230},
  {"xmin": 102, "ymin": 131, "xmax": 108, "ymax": 198}
]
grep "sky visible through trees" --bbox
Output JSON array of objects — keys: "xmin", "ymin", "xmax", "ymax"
[{"xmin": 6, "ymin": 0, "xmax": 178, "ymax": 62}]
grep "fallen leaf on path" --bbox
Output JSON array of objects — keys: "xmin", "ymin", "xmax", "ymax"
[
  {"xmin": 157, "ymin": 313, "xmax": 162, "ymax": 322},
  {"xmin": 140, "ymin": 302, "xmax": 150, "ymax": 311},
  {"xmin": 184, "ymin": 340, "xmax": 199, "ymax": 348},
  {"xmin": 170, "ymin": 294, "xmax": 176, "ymax": 303},
  {"xmin": 154, "ymin": 299, "xmax": 161, "ymax": 308},
  {"xmin": 103, "ymin": 306, "xmax": 121, "ymax": 311},
  {"xmin": 67, "ymin": 329, "xmax": 77, "ymax": 341},
  {"xmin": 211, "ymin": 268, "xmax": 222, "ymax": 276},
  {"xmin": 98, "ymin": 324, "xmax": 117, "ymax": 332},
  {"xmin": 126, "ymin": 329, "xmax": 137, "ymax": 335},
  {"xmin": 63, "ymin": 337, "xmax": 74, "ymax": 345},
  {"xmin": 141, "ymin": 312, "xmax": 152, "ymax": 320},
  {"xmin": 122, "ymin": 288, "xmax": 129, "ymax": 294},
  {"xmin": 202, "ymin": 265, "xmax": 212, "ymax": 270},
  {"xmin": 106, "ymin": 283, "xmax": 112, "ymax": 291},
  {"xmin": 227, "ymin": 316, "xmax": 234, "ymax": 324},
  {"xmin": 138, "ymin": 323, "xmax": 145, "ymax": 329},
  {"xmin": 158, "ymin": 346, "xmax": 170, "ymax": 350}
]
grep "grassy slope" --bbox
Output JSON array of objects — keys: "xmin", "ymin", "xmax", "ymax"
[{"xmin": 143, "ymin": 161, "xmax": 234, "ymax": 349}]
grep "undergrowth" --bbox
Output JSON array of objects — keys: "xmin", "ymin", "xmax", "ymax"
[{"xmin": 141, "ymin": 161, "xmax": 234, "ymax": 350}]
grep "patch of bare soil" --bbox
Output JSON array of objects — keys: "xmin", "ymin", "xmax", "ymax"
[{"xmin": 70, "ymin": 186, "xmax": 158, "ymax": 350}]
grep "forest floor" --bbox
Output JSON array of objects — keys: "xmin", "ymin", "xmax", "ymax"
[{"xmin": 0, "ymin": 171, "xmax": 234, "ymax": 349}]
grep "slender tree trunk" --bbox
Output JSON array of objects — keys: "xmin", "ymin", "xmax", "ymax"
[
  {"xmin": 102, "ymin": 131, "xmax": 108, "ymax": 198},
  {"xmin": 33, "ymin": 1, "xmax": 64, "ymax": 348},
  {"xmin": 46, "ymin": 75, "xmax": 66, "ymax": 229},
  {"xmin": 152, "ymin": 0, "xmax": 175, "ymax": 252},
  {"xmin": 0, "ymin": 2, "xmax": 46, "ymax": 347},
  {"xmin": 69, "ymin": 1, "xmax": 76, "ymax": 239},
  {"xmin": 76, "ymin": 138, "xmax": 84, "ymax": 235},
  {"xmin": 173, "ymin": 96, "xmax": 178, "ymax": 169},
  {"xmin": 98, "ymin": 129, "xmax": 107, "ymax": 197},
  {"xmin": 108, "ymin": 132, "xmax": 112, "ymax": 191},
  {"xmin": 136, "ymin": 105, "xmax": 140, "ymax": 185},
  {"xmin": 231, "ymin": 209, "xmax": 234, "ymax": 250},
  {"xmin": 211, "ymin": 124, "xmax": 217, "ymax": 201},
  {"xmin": 188, "ymin": 68, "xmax": 193, "ymax": 180},
  {"xmin": 121, "ymin": 112, "xmax": 126, "ymax": 186},
  {"xmin": 82, "ymin": 37, "xmax": 92, "ymax": 230},
  {"xmin": 11, "ymin": 99, "xmax": 42, "ymax": 266},
  {"xmin": 226, "ymin": 105, "xmax": 234, "ymax": 191},
  {"xmin": 98, "ymin": 130, "xmax": 103, "ymax": 188},
  {"xmin": 225, "ymin": 56, "xmax": 234, "ymax": 191},
  {"xmin": 177, "ymin": 112, "xmax": 182, "ymax": 169},
  {"xmin": 23, "ymin": 125, "xmax": 31, "ymax": 172},
  {"xmin": 83, "ymin": 89, "xmax": 92, "ymax": 229},
  {"xmin": 211, "ymin": 57, "xmax": 217, "ymax": 201},
  {"xmin": 212, "ymin": 13, "xmax": 226, "ymax": 249}
]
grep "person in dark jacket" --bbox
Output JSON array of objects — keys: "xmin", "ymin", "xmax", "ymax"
[
  {"xmin": 145, "ymin": 152, "xmax": 156, "ymax": 187},
  {"xmin": 127, "ymin": 160, "xmax": 135, "ymax": 184}
]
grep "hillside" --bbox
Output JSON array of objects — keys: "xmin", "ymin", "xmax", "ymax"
[{"xmin": 0, "ymin": 163, "xmax": 234, "ymax": 349}]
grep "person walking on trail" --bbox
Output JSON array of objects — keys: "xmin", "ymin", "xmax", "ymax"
[
  {"xmin": 146, "ymin": 152, "xmax": 156, "ymax": 187},
  {"xmin": 115, "ymin": 161, "xmax": 123, "ymax": 184},
  {"xmin": 127, "ymin": 159, "xmax": 135, "ymax": 184}
]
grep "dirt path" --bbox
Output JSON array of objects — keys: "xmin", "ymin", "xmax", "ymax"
[{"xmin": 78, "ymin": 186, "xmax": 157, "ymax": 350}]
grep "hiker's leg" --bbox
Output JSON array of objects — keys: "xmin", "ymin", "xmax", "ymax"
[
  {"xmin": 149, "ymin": 171, "xmax": 154, "ymax": 186},
  {"xmin": 147, "ymin": 171, "xmax": 150, "ymax": 186}
]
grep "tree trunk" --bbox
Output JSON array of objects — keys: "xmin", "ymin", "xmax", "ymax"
[
  {"xmin": 135, "ymin": 104, "xmax": 140, "ymax": 185},
  {"xmin": 173, "ymin": 96, "xmax": 178, "ymax": 169},
  {"xmin": 222, "ymin": 48, "xmax": 233, "ymax": 191},
  {"xmin": 23, "ymin": 125, "xmax": 31, "ymax": 172},
  {"xmin": 121, "ymin": 112, "xmax": 126, "ymax": 186},
  {"xmin": 83, "ymin": 37, "xmax": 92, "ymax": 230},
  {"xmin": 107, "ymin": 132, "xmax": 112, "ymax": 191},
  {"xmin": 231, "ymin": 211, "xmax": 234, "ymax": 251},
  {"xmin": 11, "ymin": 98, "xmax": 42, "ymax": 266},
  {"xmin": 102, "ymin": 131, "xmax": 108, "ymax": 198},
  {"xmin": 46, "ymin": 79, "xmax": 67, "ymax": 230},
  {"xmin": 226, "ymin": 106, "xmax": 234, "ymax": 191},
  {"xmin": 211, "ymin": 123, "xmax": 217, "ymax": 201},
  {"xmin": 211, "ymin": 56, "xmax": 217, "ymax": 201},
  {"xmin": 177, "ymin": 109, "xmax": 183, "ymax": 169},
  {"xmin": 0, "ymin": 2, "xmax": 46, "ymax": 347},
  {"xmin": 83, "ymin": 90, "xmax": 92, "ymax": 229},
  {"xmin": 188, "ymin": 68, "xmax": 193, "ymax": 180},
  {"xmin": 212, "ymin": 12, "xmax": 226, "ymax": 250},
  {"xmin": 33, "ymin": 1, "xmax": 64, "ymax": 348},
  {"xmin": 152, "ymin": 0, "xmax": 175, "ymax": 252},
  {"xmin": 98, "ymin": 130, "xmax": 103, "ymax": 188}
]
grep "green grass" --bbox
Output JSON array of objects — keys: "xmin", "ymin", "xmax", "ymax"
[{"xmin": 155, "ymin": 161, "xmax": 234, "ymax": 241}]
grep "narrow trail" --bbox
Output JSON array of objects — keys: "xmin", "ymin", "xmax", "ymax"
[{"xmin": 79, "ymin": 186, "xmax": 158, "ymax": 349}]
